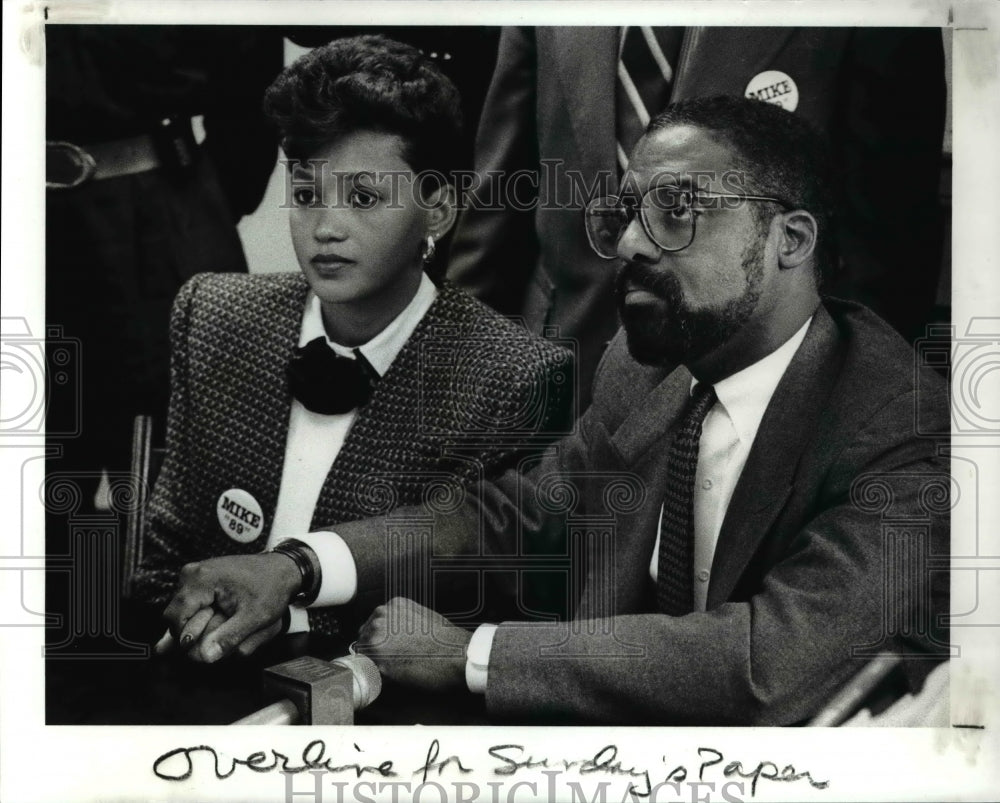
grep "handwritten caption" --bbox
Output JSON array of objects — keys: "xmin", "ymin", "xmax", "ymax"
[{"xmin": 153, "ymin": 738, "xmax": 828, "ymax": 800}]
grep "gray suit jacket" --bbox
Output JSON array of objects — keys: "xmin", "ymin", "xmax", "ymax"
[{"xmin": 337, "ymin": 298, "xmax": 950, "ymax": 723}]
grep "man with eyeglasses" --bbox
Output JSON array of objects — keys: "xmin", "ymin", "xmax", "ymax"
[
  {"xmin": 167, "ymin": 96, "xmax": 950, "ymax": 725},
  {"xmin": 446, "ymin": 28, "xmax": 947, "ymax": 414}
]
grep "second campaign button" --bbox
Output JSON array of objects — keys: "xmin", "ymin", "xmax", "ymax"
[{"xmin": 745, "ymin": 70, "xmax": 799, "ymax": 111}]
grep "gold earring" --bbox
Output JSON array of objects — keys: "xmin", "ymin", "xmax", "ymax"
[{"xmin": 422, "ymin": 235, "xmax": 437, "ymax": 264}]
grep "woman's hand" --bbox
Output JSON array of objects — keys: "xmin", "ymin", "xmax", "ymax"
[{"xmin": 157, "ymin": 553, "xmax": 301, "ymax": 662}]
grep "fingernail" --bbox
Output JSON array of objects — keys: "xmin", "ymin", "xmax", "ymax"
[
  {"xmin": 180, "ymin": 633, "xmax": 193, "ymax": 647},
  {"xmin": 204, "ymin": 643, "xmax": 222, "ymax": 663}
]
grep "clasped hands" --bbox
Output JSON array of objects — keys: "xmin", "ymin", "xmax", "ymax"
[
  {"xmin": 158, "ymin": 556, "xmax": 471, "ymax": 693},
  {"xmin": 156, "ymin": 553, "xmax": 301, "ymax": 662}
]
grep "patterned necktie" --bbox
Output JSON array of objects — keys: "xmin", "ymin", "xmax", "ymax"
[
  {"xmin": 286, "ymin": 337, "xmax": 380, "ymax": 415},
  {"xmin": 616, "ymin": 26, "xmax": 684, "ymax": 172},
  {"xmin": 656, "ymin": 382, "xmax": 717, "ymax": 615}
]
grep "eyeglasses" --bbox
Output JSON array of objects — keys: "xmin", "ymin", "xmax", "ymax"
[{"xmin": 584, "ymin": 186, "xmax": 788, "ymax": 259}]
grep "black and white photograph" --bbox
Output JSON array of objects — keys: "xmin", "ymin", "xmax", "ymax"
[{"xmin": 1, "ymin": 1, "xmax": 998, "ymax": 801}]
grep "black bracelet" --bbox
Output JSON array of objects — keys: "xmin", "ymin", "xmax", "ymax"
[{"xmin": 269, "ymin": 539, "xmax": 321, "ymax": 606}]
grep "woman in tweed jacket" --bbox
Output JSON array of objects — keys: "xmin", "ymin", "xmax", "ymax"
[{"xmin": 135, "ymin": 36, "xmax": 573, "ymax": 652}]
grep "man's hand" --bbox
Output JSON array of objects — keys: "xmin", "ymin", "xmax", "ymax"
[
  {"xmin": 356, "ymin": 597, "xmax": 470, "ymax": 692},
  {"xmin": 161, "ymin": 553, "xmax": 302, "ymax": 663}
]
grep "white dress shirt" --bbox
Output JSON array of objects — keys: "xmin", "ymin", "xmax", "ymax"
[
  {"xmin": 269, "ymin": 273, "xmax": 437, "ymax": 631},
  {"xmin": 466, "ymin": 316, "xmax": 813, "ymax": 691},
  {"xmin": 646, "ymin": 317, "xmax": 812, "ymax": 610}
]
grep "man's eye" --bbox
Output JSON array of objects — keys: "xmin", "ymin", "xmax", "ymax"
[
  {"xmin": 349, "ymin": 188, "xmax": 379, "ymax": 209},
  {"xmin": 667, "ymin": 195, "xmax": 692, "ymax": 219},
  {"xmin": 293, "ymin": 187, "xmax": 316, "ymax": 206}
]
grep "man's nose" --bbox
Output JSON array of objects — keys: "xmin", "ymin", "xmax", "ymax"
[{"xmin": 616, "ymin": 214, "xmax": 661, "ymax": 263}]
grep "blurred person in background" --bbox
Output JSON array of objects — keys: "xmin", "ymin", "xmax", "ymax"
[
  {"xmin": 447, "ymin": 27, "xmax": 947, "ymax": 407},
  {"xmin": 45, "ymin": 25, "xmax": 283, "ymax": 512}
]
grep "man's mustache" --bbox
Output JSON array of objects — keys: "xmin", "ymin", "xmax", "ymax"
[{"xmin": 616, "ymin": 261, "xmax": 679, "ymax": 300}]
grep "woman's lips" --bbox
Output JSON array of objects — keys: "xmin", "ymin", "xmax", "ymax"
[{"xmin": 311, "ymin": 254, "xmax": 355, "ymax": 275}]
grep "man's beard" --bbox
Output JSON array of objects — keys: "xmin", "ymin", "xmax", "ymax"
[{"xmin": 615, "ymin": 240, "xmax": 765, "ymax": 367}]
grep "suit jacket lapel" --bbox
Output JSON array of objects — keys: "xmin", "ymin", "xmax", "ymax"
[
  {"xmin": 608, "ymin": 365, "xmax": 690, "ymax": 467},
  {"xmin": 597, "ymin": 365, "xmax": 690, "ymax": 613},
  {"xmin": 707, "ymin": 306, "xmax": 842, "ymax": 606},
  {"xmin": 246, "ymin": 276, "xmax": 308, "ymax": 538},
  {"xmin": 309, "ymin": 283, "xmax": 442, "ymax": 529}
]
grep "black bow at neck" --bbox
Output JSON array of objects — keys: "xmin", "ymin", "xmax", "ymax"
[{"xmin": 286, "ymin": 336, "xmax": 380, "ymax": 415}]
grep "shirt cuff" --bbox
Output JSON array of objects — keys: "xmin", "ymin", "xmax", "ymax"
[
  {"xmin": 293, "ymin": 531, "xmax": 358, "ymax": 607},
  {"xmin": 465, "ymin": 623, "xmax": 498, "ymax": 695},
  {"xmin": 286, "ymin": 605, "xmax": 311, "ymax": 634}
]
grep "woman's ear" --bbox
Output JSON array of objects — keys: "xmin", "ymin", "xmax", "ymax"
[
  {"xmin": 423, "ymin": 183, "xmax": 458, "ymax": 240},
  {"xmin": 776, "ymin": 209, "xmax": 818, "ymax": 270}
]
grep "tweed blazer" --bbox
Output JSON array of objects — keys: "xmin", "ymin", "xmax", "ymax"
[
  {"xmin": 132, "ymin": 272, "xmax": 573, "ymax": 627},
  {"xmin": 335, "ymin": 298, "xmax": 950, "ymax": 724}
]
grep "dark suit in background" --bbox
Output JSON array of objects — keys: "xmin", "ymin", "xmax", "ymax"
[
  {"xmin": 45, "ymin": 25, "xmax": 283, "ymax": 505},
  {"xmin": 447, "ymin": 27, "xmax": 947, "ymax": 406},
  {"xmin": 44, "ymin": 26, "xmax": 284, "ymax": 652}
]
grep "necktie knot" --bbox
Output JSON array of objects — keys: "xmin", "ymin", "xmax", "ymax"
[
  {"xmin": 687, "ymin": 382, "xmax": 718, "ymax": 425},
  {"xmin": 286, "ymin": 336, "xmax": 379, "ymax": 415}
]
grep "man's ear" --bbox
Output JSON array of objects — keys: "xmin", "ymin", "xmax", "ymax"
[
  {"xmin": 423, "ymin": 183, "xmax": 458, "ymax": 240},
  {"xmin": 776, "ymin": 209, "xmax": 818, "ymax": 270}
]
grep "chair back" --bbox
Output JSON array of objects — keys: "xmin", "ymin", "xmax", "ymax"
[{"xmin": 122, "ymin": 414, "xmax": 165, "ymax": 598}]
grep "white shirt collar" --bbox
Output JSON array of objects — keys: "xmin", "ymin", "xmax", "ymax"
[
  {"xmin": 691, "ymin": 316, "xmax": 813, "ymax": 446},
  {"xmin": 299, "ymin": 272, "xmax": 438, "ymax": 377}
]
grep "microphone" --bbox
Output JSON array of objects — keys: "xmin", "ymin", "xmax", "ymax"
[{"xmin": 232, "ymin": 654, "xmax": 382, "ymax": 725}]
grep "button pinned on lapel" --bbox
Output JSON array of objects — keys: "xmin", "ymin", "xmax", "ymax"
[
  {"xmin": 217, "ymin": 488, "xmax": 265, "ymax": 543},
  {"xmin": 745, "ymin": 70, "xmax": 799, "ymax": 111}
]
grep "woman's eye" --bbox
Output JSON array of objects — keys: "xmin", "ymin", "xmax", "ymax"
[
  {"xmin": 349, "ymin": 188, "xmax": 379, "ymax": 209},
  {"xmin": 293, "ymin": 187, "xmax": 316, "ymax": 206}
]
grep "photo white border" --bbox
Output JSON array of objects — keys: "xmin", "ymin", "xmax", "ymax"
[{"xmin": 2, "ymin": 1, "xmax": 998, "ymax": 801}]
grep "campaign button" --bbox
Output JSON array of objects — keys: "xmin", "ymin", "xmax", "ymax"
[
  {"xmin": 216, "ymin": 488, "xmax": 265, "ymax": 543},
  {"xmin": 745, "ymin": 70, "xmax": 799, "ymax": 111}
]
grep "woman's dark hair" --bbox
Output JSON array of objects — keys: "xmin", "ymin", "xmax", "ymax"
[
  {"xmin": 263, "ymin": 34, "xmax": 464, "ymax": 174},
  {"xmin": 648, "ymin": 95, "xmax": 838, "ymax": 285},
  {"xmin": 263, "ymin": 35, "xmax": 465, "ymax": 279}
]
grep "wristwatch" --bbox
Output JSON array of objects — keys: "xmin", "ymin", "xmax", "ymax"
[{"xmin": 268, "ymin": 539, "xmax": 322, "ymax": 606}]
